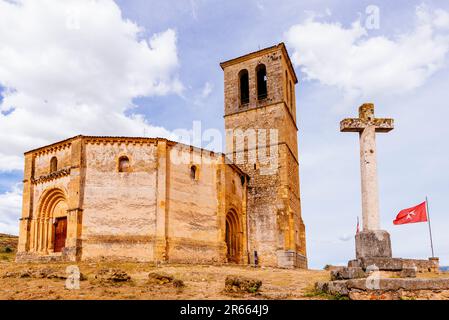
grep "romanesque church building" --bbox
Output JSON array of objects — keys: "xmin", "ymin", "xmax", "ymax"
[{"xmin": 16, "ymin": 43, "xmax": 307, "ymax": 268}]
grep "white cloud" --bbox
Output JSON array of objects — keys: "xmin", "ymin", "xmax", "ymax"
[
  {"xmin": 0, "ymin": 183, "xmax": 22, "ymax": 235},
  {"xmin": 418, "ymin": 6, "xmax": 449, "ymax": 29},
  {"xmin": 193, "ymin": 81, "xmax": 214, "ymax": 107},
  {"xmin": 200, "ymin": 82, "xmax": 213, "ymax": 99},
  {"xmin": 0, "ymin": 0, "xmax": 183, "ymax": 171},
  {"xmin": 285, "ymin": 5, "xmax": 449, "ymax": 101},
  {"xmin": 0, "ymin": 154, "xmax": 22, "ymax": 171}
]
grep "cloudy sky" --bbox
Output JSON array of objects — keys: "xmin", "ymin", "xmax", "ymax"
[{"xmin": 1, "ymin": 0, "xmax": 448, "ymax": 269}]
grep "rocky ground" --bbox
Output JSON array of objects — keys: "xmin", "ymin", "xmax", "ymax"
[
  {"xmin": 0, "ymin": 260, "xmax": 330, "ymax": 300},
  {"xmin": 0, "ymin": 235, "xmax": 331, "ymax": 300},
  {"xmin": 1, "ymin": 235, "xmax": 447, "ymax": 300},
  {"xmin": 0, "ymin": 234, "xmax": 332, "ymax": 300}
]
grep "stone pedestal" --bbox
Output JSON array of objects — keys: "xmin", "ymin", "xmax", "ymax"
[
  {"xmin": 355, "ymin": 230, "xmax": 392, "ymax": 259},
  {"xmin": 276, "ymin": 250, "xmax": 308, "ymax": 269}
]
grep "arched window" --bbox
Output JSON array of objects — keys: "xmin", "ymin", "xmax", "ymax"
[
  {"xmin": 256, "ymin": 64, "xmax": 267, "ymax": 100},
  {"xmin": 239, "ymin": 69, "xmax": 249, "ymax": 105},
  {"xmin": 190, "ymin": 165, "xmax": 199, "ymax": 180},
  {"xmin": 285, "ymin": 70, "xmax": 289, "ymax": 105},
  {"xmin": 118, "ymin": 156, "xmax": 130, "ymax": 173},
  {"xmin": 50, "ymin": 157, "xmax": 58, "ymax": 173}
]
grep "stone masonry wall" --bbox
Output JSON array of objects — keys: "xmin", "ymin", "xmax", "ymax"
[
  {"xmin": 17, "ymin": 139, "xmax": 82, "ymax": 261},
  {"xmin": 81, "ymin": 141, "xmax": 158, "ymax": 262},
  {"xmin": 165, "ymin": 145, "xmax": 247, "ymax": 264},
  {"xmin": 222, "ymin": 44, "xmax": 307, "ymax": 268}
]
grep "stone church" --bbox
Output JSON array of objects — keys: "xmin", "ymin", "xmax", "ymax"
[{"xmin": 16, "ymin": 43, "xmax": 307, "ymax": 268}]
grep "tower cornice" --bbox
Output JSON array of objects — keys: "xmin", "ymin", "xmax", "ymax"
[{"xmin": 220, "ymin": 43, "xmax": 298, "ymax": 84}]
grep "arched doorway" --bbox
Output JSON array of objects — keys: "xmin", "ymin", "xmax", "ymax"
[
  {"xmin": 225, "ymin": 210, "xmax": 242, "ymax": 263},
  {"xmin": 31, "ymin": 188, "xmax": 68, "ymax": 254}
]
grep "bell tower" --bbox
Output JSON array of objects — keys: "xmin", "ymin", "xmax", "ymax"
[{"xmin": 220, "ymin": 43, "xmax": 307, "ymax": 268}]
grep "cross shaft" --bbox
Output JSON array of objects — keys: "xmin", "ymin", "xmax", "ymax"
[{"xmin": 340, "ymin": 103, "xmax": 394, "ymax": 231}]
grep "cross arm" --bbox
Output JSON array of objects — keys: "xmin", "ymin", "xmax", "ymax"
[
  {"xmin": 340, "ymin": 118, "xmax": 394, "ymax": 133},
  {"xmin": 340, "ymin": 118, "xmax": 365, "ymax": 132},
  {"xmin": 372, "ymin": 118, "xmax": 394, "ymax": 132}
]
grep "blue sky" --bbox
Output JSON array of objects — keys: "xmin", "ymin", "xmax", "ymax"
[{"xmin": 1, "ymin": 0, "xmax": 449, "ymax": 269}]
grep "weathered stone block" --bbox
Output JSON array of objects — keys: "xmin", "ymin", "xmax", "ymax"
[
  {"xmin": 347, "ymin": 260, "xmax": 360, "ymax": 268},
  {"xmin": 400, "ymin": 267, "xmax": 417, "ymax": 278},
  {"xmin": 331, "ymin": 267, "xmax": 366, "ymax": 280},
  {"xmin": 94, "ymin": 268, "xmax": 131, "ymax": 282},
  {"xmin": 326, "ymin": 281, "xmax": 349, "ymax": 296},
  {"xmin": 355, "ymin": 230, "xmax": 392, "ymax": 259},
  {"xmin": 359, "ymin": 257, "xmax": 403, "ymax": 271},
  {"xmin": 402, "ymin": 257, "xmax": 439, "ymax": 273},
  {"xmin": 347, "ymin": 278, "xmax": 449, "ymax": 291},
  {"xmin": 225, "ymin": 275, "xmax": 262, "ymax": 293},
  {"xmin": 316, "ymin": 280, "xmax": 348, "ymax": 296},
  {"xmin": 315, "ymin": 281, "xmax": 327, "ymax": 292},
  {"xmin": 148, "ymin": 272, "xmax": 174, "ymax": 285}
]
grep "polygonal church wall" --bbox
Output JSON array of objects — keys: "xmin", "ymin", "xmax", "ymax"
[
  {"xmin": 81, "ymin": 141, "xmax": 158, "ymax": 262},
  {"xmin": 164, "ymin": 144, "xmax": 247, "ymax": 264}
]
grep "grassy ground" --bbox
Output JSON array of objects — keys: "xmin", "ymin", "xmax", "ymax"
[
  {"xmin": 0, "ymin": 260, "xmax": 330, "ymax": 300},
  {"xmin": 0, "ymin": 233, "xmax": 18, "ymax": 262}
]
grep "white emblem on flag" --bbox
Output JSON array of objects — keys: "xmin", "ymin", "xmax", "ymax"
[{"xmin": 406, "ymin": 210, "xmax": 416, "ymax": 220}]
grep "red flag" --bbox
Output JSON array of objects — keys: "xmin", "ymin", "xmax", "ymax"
[{"xmin": 393, "ymin": 201, "xmax": 428, "ymax": 225}]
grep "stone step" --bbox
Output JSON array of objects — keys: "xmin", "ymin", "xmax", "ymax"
[
  {"xmin": 348, "ymin": 257, "xmax": 439, "ymax": 272},
  {"xmin": 317, "ymin": 278, "xmax": 449, "ymax": 300}
]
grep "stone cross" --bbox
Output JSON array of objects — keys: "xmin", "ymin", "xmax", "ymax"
[{"xmin": 340, "ymin": 103, "xmax": 394, "ymax": 231}]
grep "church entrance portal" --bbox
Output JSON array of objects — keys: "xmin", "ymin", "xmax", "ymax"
[
  {"xmin": 54, "ymin": 217, "xmax": 67, "ymax": 253},
  {"xmin": 225, "ymin": 210, "xmax": 242, "ymax": 263}
]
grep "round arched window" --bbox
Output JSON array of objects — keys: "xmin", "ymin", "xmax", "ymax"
[
  {"xmin": 50, "ymin": 156, "xmax": 58, "ymax": 173},
  {"xmin": 118, "ymin": 156, "xmax": 130, "ymax": 173},
  {"xmin": 190, "ymin": 165, "xmax": 199, "ymax": 180}
]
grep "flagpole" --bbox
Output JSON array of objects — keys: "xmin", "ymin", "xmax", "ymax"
[{"xmin": 425, "ymin": 196, "xmax": 435, "ymax": 258}]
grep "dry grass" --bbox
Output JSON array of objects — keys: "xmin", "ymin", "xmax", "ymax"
[
  {"xmin": 0, "ymin": 234, "xmax": 18, "ymax": 262},
  {"xmin": 0, "ymin": 259, "xmax": 330, "ymax": 300},
  {"xmin": 417, "ymin": 271, "xmax": 449, "ymax": 279},
  {"xmin": 0, "ymin": 235, "xmax": 332, "ymax": 300}
]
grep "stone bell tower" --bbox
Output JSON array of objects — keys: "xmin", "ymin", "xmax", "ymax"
[{"xmin": 220, "ymin": 43, "xmax": 307, "ymax": 268}]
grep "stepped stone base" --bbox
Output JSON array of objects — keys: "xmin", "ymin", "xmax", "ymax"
[
  {"xmin": 317, "ymin": 256, "xmax": 443, "ymax": 300},
  {"xmin": 348, "ymin": 257, "xmax": 439, "ymax": 273},
  {"xmin": 316, "ymin": 278, "xmax": 449, "ymax": 300}
]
